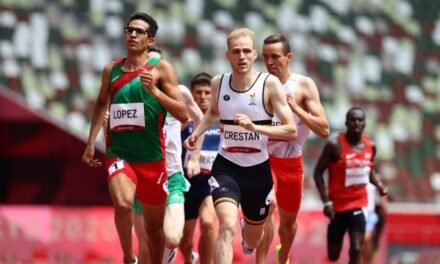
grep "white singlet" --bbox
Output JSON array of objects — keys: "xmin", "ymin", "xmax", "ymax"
[
  {"xmin": 164, "ymin": 112, "xmax": 183, "ymax": 176},
  {"xmin": 217, "ymin": 72, "xmax": 272, "ymax": 167},
  {"xmin": 268, "ymin": 73, "xmax": 310, "ymax": 158}
]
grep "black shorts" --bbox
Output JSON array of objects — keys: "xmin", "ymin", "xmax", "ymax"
[
  {"xmin": 210, "ymin": 154, "xmax": 273, "ymax": 224},
  {"xmin": 327, "ymin": 208, "xmax": 366, "ymax": 244},
  {"xmin": 184, "ymin": 174, "xmax": 212, "ymax": 220}
]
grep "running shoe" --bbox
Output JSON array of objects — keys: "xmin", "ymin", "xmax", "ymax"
[
  {"xmin": 240, "ymin": 219, "xmax": 256, "ymax": 255},
  {"xmin": 191, "ymin": 251, "xmax": 199, "ymax": 264},
  {"xmin": 124, "ymin": 256, "xmax": 138, "ymax": 264},
  {"xmin": 167, "ymin": 248, "xmax": 177, "ymax": 264},
  {"xmin": 275, "ymin": 244, "xmax": 290, "ymax": 264}
]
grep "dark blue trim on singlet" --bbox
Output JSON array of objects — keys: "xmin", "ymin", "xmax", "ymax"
[
  {"xmin": 220, "ymin": 119, "xmax": 272, "ymax": 126},
  {"xmin": 262, "ymin": 74, "xmax": 272, "ymax": 117},
  {"xmin": 228, "ymin": 72, "xmax": 263, "ymax": 93},
  {"xmin": 217, "ymin": 74, "xmax": 224, "ymax": 113}
]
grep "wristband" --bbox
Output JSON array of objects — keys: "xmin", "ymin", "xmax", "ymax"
[{"xmin": 324, "ymin": 201, "xmax": 333, "ymax": 207}]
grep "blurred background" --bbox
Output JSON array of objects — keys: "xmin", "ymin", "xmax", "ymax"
[{"xmin": 1, "ymin": 0, "xmax": 439, "ymax": 263}]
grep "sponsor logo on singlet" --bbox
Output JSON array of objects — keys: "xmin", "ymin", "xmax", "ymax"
[
  {"xmin": 205, "ymin": 128, "xmax": 221, "ymax": 136},
  {"xmin": 208, "ymin": 177, "xmax": 220, "ymax": 191},
  {"xmin": 248, "ymin": 91, "xmax": 257, "ymax": 106}
]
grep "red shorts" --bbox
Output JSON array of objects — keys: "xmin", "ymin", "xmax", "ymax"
[
  {"xmin": 270, "ymin": 155, "xmax": 304, "ymax": 214},
  {"xmin": 105, "ymin": 157, "xmax": 167, "ymax": 206}
]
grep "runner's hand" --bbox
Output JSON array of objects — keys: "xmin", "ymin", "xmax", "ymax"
[
  {"xmin": 183, "ymin": 133, "xmax": 199, "ymax": 151},
  {"xmin": 323, "ymin": 203, "xmax": 335, "ymax": 219},
  {"xmin": 378, "ymin": 185, "xmax": 389, "ymax": 196},
  {"xmin": 234, "ymin": 113, "xmax": 256, "ymax": 132},
  {"xmin": 186, "ymin": 157, "xmax": 200, "ymax": 178},
  {"xmin": 102, "ymin": 111, "xmax": 109, "ymax": 128},
  {"xmin": 82, "ymin": 145, "xmax": 102, "ymax": 167},
  {"xmin": 140, "ymin": 69, "xmax": 159, "ymax": 97},
  {"xmin": 286, "ymin": 93, "xmax": 299, "ymax": 112}
]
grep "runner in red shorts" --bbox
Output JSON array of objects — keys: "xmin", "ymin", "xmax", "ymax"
[
  {"xmin": 313, "ymin": 107, "xmax": 387, "ymax": 264},
  {"xmin": 256, "ymin": 34, "xmax": 330, "ymax": 264},
  {"xmin": 81, "ymin": 12, "xmax": 188, "ymax": 264}
]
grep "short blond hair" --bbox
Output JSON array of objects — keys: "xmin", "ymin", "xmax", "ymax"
[{"xmin": 227, "ymin": 27, "xmax": 255, "ymax": 49}]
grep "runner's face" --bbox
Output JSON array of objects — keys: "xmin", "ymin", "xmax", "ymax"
[
  {"xmin": 226, "ymin": 36, "xmax": 256, "ymax": 74},
  {"xmin": 124, "ymin": 19, "xmax": 153, "ymax": 52},
  {"xmin": 346, "ymin": 109, "xmax": 366, "ymax": 134},
  {"xmin": 262, "ymin": 42, "xmax": 292, "ymax": 77},
  {"xmin": 191, "ymin": 84, "xmax": 211, "ymax": 113}
]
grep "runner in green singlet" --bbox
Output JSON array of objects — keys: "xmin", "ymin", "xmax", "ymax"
[{"xmin": 82, "ymin": 12, "xmax": 189, "ymax": 264}]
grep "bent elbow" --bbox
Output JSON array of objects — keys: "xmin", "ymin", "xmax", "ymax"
[
  {"xmin": 313, "ymin": 123, "xmax": 330, "ymax": 139},
  {"xmin": 286, "ymin": 126, "xmax": 297, "ymax": 140},
  {"xmin": 177, "ymin": 112, "xmax": 189, "ymax": 124},
  {"xmin": 313, "ymin": 171, "xmax": 323, "ymax": 183},
  {"xmin": 291, "ymin": 130, "xmax": 298, "ymax": 140},
  {"xmin": 320, "ymin": 127, "xmax": 330, "ymax": 139}
]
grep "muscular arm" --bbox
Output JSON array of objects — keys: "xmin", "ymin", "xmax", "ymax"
[
  {"xmin": 82, "ymin": 63, "xmax": 113, "ymax": 166},
  {"xmin": 369, "ymin": 144, "xmax": 388, "ymax": 195},
  {"xmin": 313, "ymin": 140, "xmax": 339, "ymax": 204},
  {"xmin": 140, "ymin": 60, "xmax": 189, "ymax": 123},
  {"xmin": 179, "ymin": 85, "xmax": 204, "ymax": 127},
  {"xmin": 289, "ymin": 76, "xmax": 329, "ymax": 138},
  {"xmin": 313, "ymin": 138, "xmax": 340, "ymax": 218},
  {"xmin": 180, "ymin": 85, "xmax": 204, "ymax": 176},
  {"xmin": 258, "ymin": 75, "xmax": 296, "ymax": 140}
]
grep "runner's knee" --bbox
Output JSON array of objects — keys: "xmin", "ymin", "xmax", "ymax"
[
  {"xmin": 219, "ymin": 220, "xmax": 236, "ymax": 240},
  {"xmin": 180, "ymin": 235, "xmax": 194, "ymax": 250},
  {"xmin": 199, "ymin": 219, "xmax": 215, "ymax": 234},
  {"xmin": 349, "ymin": 247, "xmax": 362, "ymax": 260},
  {"xmin": 199, "ymin": 213, "xmax": 215, "ymax": 233},
  {"xmin": 113, "ymin": 195, "xmax": 133, "ymax": 212},
  {"xmin": 268, "ymin": 201, "xmax": 277, "ymax": 214},
  {"xmin": 350, "ymin": 239, "xmax": 364, "ymax": 254}
]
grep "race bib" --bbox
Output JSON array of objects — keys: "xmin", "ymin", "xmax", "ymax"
[
  {"xmin": 184, "ymin": 150, "xmax": 217, "ymax": 172},
  {"xmin": 108, "ymin": 160, "xmax": 125, "ymax": 175},
  {"xmin": 345, "ymin": 166, "xmax": 370, "ymax": 187},
  {"xmin": 110, "ymin": 103, "xmax": 145, "ymax": 132},
  {"xmin": 221, "ymin": 124, "xmax": 262, "ymax": 153}
]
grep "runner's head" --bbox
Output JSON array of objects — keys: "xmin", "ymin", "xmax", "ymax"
[
  {"xmin": 262, "ymin": 34, "xmax": 293, "ymax": 76},
  {"xmin": 226, "ymin": 28, "xmax": 257, "ymax": 74},
  {"xmin": 126, "ymin": 12, "xmax": 158, "ymax": 37},
  {"xmin": 190, "ymin": 72, "xmax": 213, "ymax": 113},
  {"xmin": 124, "ymin": 12, "xmax": 158, "ymax": 52},
  {"xmin": 345, "ymin": 106, "xmax": 366, "ymax": 135}
]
